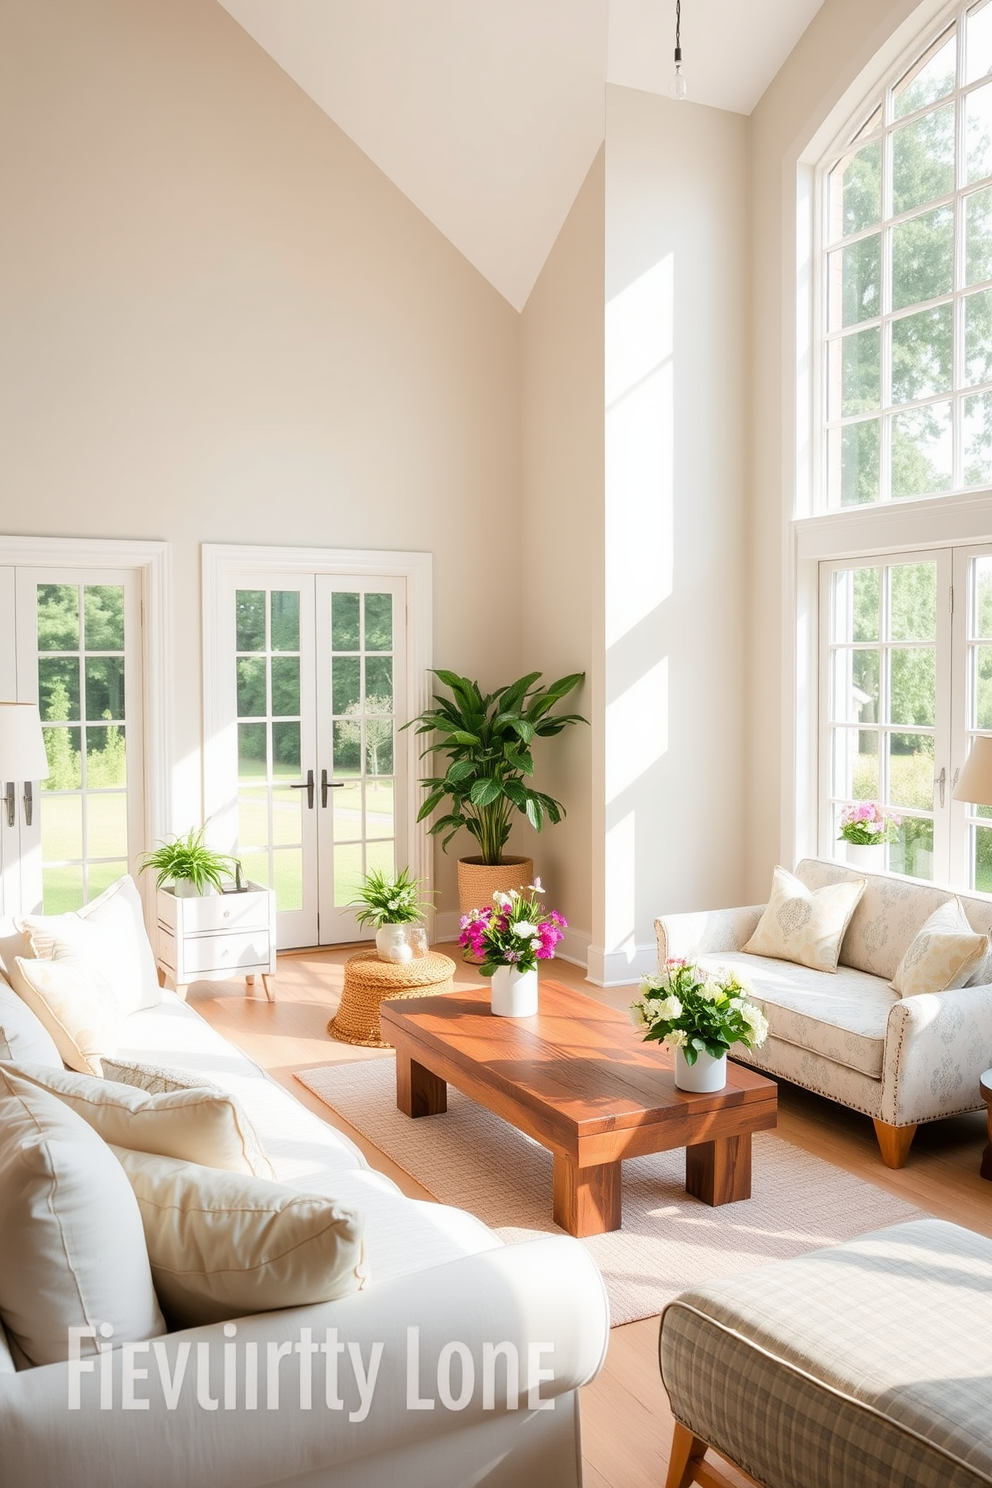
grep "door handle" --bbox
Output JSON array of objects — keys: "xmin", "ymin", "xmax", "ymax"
[
  {"xmin": 290, "ymin": 769, "xmax": 315, "ymax": 809},
  {"xmin": 321, "ymin": 769, "xmax": 345, "ymax": 808},
  {"xmin": 935, "ymin": 766, "xmax": 946, "ymax": 807}
]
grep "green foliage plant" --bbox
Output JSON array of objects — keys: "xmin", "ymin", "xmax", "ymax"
[
  {"xmin": 140, "ymin": 828, "xmax": 240, "ymax": 894},
  {"xmin": 349, "ymin": 867, "xmax": 426, "ymax": 929},
  {"xmin": 405, "ymin": 670, "xmax": 587, "ymax": 866}
]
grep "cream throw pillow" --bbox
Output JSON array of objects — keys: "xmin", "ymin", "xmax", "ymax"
[
  {"xmin": 112, "ymin": 1146, "xmax": 367, "ymax": 1327},
  {"xmin": 8, "ymin": 956, "xmax": 119, "ymax": 1075},
  {"xmin": 0, "ymin": 1067, "xmax": 165, "ymax": 1367},
  {"xmin": 0, "ymin": 974, "xmax": 63, "ymax": 1068},
  {"xmin": 890, "ymin": 899, "xmax": 990, "ymax": 998},
  {"xmin": 8, "ymin": 1062, "xmax": 274, "ymax": 1178},
  {"xmin": 20, "ymin": 874, "xmax": 161, "ymax": 1017},
  {"xmin": 101, "ymin": 1058, "xmax": 274, "ymax": 1179},
  {"xmin": 743, "ymin": 866, "xmax": 866, "ymax": 973}
]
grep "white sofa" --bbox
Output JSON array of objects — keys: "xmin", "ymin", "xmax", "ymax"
[
  {"xmin": 0, "ymin": 964, "xmax": 610, "ymax": 1488},
  {"xmin": 655, "ymin": 858, "xmax": 992, "ymax": 1169}
]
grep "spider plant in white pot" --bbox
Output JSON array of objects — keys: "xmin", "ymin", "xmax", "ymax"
[{"xmin": 139, "ymin": 827, "xmax": 241, "ymax": 898}]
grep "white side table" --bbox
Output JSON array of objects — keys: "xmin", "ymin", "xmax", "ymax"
[{"xmin": 155, "ymin": 882, "xmax": 277, "ymax": 1002}]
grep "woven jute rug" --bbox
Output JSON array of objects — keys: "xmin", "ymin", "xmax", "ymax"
[{"xmin": 295, "ymin": 1057, "xmax": 928, "ymax": 1327}]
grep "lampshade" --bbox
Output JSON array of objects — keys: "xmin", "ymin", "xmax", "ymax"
[
  {"xmin": 0, "ymin": 702, "xmax": 49, "ymax": 781},
  {"xmin": 952, "ymin": 735, "xmax": 992, "ymax": 807}
]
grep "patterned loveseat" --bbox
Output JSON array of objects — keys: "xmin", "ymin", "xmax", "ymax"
[{"xmin": 654, "ymin": 858, "xmax": 992, "ymax": 1167}]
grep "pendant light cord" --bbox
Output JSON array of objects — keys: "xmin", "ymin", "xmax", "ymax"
[{"xmin": 674, "ymin": 0, "xmax": 682, "ymax": 64}]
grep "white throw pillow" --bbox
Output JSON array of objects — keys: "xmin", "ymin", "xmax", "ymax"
[
  {"xmin": 743, "ymin": 866, "xmax": 866, "ymax": 973},
  {"xmin": 9, "ymin": 1061, "xmax": 274, "ymax": 1178},
  {"xmin": 0, "ymin": 974, "xmax": 63, "ymax": 1068},
  {"xmin": 890, "ymin": 899, "xmax": 990, "ymax": 998},
  {"xmin": 8, "ymin": 956, "xmax": 119, "ymax": 1076},
  {"xmin": 0, "ymin": 1066, "xmax": 165, "ymax": 1367},
  {"xmin": 112, "ymin": 1146, "xmax": 367, "ymax": 1327},
  {"xmin": 20, "ymin": 874, "xmax": 161, "ymax": 1017},
  {"xmin": 102, "ymin": 1058, "xmax": 274, "ymax": 1179}
]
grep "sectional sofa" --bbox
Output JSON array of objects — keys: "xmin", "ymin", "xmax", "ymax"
[{"xmin": 0, "ymin": 906, "xmax": 609, "ymax": 1488}]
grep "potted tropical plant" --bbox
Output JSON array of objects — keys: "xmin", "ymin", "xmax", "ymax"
[
  {"xmin": 139, "ymin": 827, "xmax": 241, "ymax": 897},
  {"xmin": 405, "ymin": 669, "xmax": 586, "ymax": 915},
  {"xmin": 349, "ymin": 866, "xmax": 429, "ymax": 964}
]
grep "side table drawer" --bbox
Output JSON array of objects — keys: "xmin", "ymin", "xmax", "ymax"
[
  {"xmin": 182, "ymin": 930, "xmax": 270, "ymax": 975},
  {"xmin": 178, "ymin": 892, "xmax": 270, "ymax": 935}
]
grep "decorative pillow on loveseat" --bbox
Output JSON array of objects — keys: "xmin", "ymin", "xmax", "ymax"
[
  {"xmin": 890, "ymin": 899, "xmax": 990, "ymax": 998},
  {"xmin": 0, "ymin": 1066, "xmax": 165, "ymax": 1367},
  {"xmin": 19, "ymin": 874, "xmax": 161, "ymax": 1017},
  {"xmin": 743, "ymin": 865, "xmax": 866, "ymax": 973},
  {"xmin": 9, "ymin": 1062, "xmax": 274, "ymax": 1178},
  {"xmin": 112, "ymin": 1146, "xmax": 367, "ymax": 1327}
]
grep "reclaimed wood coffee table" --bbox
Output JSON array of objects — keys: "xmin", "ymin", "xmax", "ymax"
[{"xmin": 378, "ymin": 980, "xmax": 778, "ymax": 1238}]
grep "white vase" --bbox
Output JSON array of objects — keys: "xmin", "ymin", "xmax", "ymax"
[
  {"xmin": 490, "ymin": 965, "xmax": 538, "ymax": 1017},
  {"xmin": 375, "ymin": 924, "xmax": 413, "ymax": 964},
  {"xmin": 173, "ymin": 881, "xmax": 216, "ymax": 898},
  {"xmin": 674, "ymin": 1047, "xmax": 728, "ymax": 1093},
  {"xmin": 845, "ymin": 842, "xmax": 886, "ymax": 871}
]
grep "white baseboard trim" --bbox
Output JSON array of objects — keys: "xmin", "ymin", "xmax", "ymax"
[
  {"xmin": 435, "ymin": 911, "xmax": 462, "ymax": 945},
  {"xmin": 585, "ymin": 941, "xmax": 657, "ymax": 988}
]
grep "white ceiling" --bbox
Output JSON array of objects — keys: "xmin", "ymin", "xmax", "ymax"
[{"xmin": 218, "ymin": 0, "xmax": 826, "ymax": 309}]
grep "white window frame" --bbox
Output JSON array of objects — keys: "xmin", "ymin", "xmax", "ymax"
[
  {"xmin": 201, "ymin": 544, "xmax": 433, "ymax": 944},
  {"xmin": 792, "ymin": 494, "xmax": 992, "ymax": 878},
  {"xmin": 810, "ymin": 0, "xmax": 992, "ymax": 514},
  {"xmin": 0, "ymin": 535, "xmax": 171, "ymax": 922}
]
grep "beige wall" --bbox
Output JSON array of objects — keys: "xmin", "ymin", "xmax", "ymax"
[
  {"xmin": 0, "ymin": 0, "xmax": 521, "ymax": 919},
  {"xmin": 746, "ymin": 0, "xmax": 937, "ymax": 898},
  {"xmin": 519, "ymin": 148, "xmax": 605, "ymax": 953},
  {"xmin": 598, "ymin": 85, "xmax": 749, "ymax": 981}
]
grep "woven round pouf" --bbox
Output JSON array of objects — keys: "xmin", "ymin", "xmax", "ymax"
[{"xmin": 328, "ymin": 950, "xmax": 456, "ymax": 1049}]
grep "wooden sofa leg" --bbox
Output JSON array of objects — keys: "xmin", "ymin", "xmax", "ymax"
[
  {"xmin": 873, "ymin": 1119, "xmax": 917, "ymax": 1168},
  {"xmin": 666, "ymin": 1423, "xmax": 708, "ymax": 1488}
]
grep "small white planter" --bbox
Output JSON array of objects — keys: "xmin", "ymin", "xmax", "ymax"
[
  {"xmin": 375, "ymin": 924, "xmax": 413, "ymax": 964},
  {"xmin": 674, "ymin": 1047, "xmax": 728, "ymax": 1093},
  {"xmin": 845, "ymin": 842, "xmax": 886, "ymax": 871},
  {"xmin": 490, "ymin": 965, "xmax": 538, "ymax": 1017},
  {"xmin": 173, "ymin": 880, "xmax": 218, "ymax": 898}
]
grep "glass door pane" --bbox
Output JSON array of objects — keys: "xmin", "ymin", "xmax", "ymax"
[
  {"xmin": 316, "ymin": 576, "xmax": 406, "ymax": 942},
  {"xmin": 231, "ymin": 582, "xmax": 317, "ymax": 948},
  {"xmin": 959, "ymin": 549, "xmax": 992, "ymax": 888},
  {"xmin": 33, "ymin": 580, "xmax": 134, "ymax": 911}
]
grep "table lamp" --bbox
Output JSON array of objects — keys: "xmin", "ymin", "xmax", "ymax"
[
  {"xmin": 952, "ymin": 735, "xmax": 992, "ymax": 808},
  {"xmin": 0, "ymin": 702, "xmax": 49, "ymax": 827}
]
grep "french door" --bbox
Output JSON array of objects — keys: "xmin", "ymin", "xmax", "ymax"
[
  {"xmin": 5, "ymin": 568, "xmax": 144, "ymax": 917},
  {"xmin": 206, "ymin": 551, "xmax": 429, "ymax": 949}
]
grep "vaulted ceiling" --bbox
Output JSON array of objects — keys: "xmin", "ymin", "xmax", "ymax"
[{"xmin": 218, "ymin": 0, "xmax": 826, "ymax": 308}]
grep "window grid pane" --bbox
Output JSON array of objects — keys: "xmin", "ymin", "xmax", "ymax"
[
  {"xmin": 821, "ymin": 5, "xmax": 992, "ymax": 508},
  {"xmin": 827, "ymin": 562, "xmax": 938, "ymax": 879}
]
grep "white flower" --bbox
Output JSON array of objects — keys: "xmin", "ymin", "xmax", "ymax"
[
  {"xmin": 653, "ymin": 994, "xmax": 682, "ymax": 1022},
  {"xmin": 493, "ymin": 892, "xmax": 512, "ymax": 909},
  {"xmin": 664, "ymin": 1029, "xmax": 688, "ymax": 1050},
  {"xmin": 512, "ymin": 920, "xmax": 537, "ymax": 938},
  {"xmin": 697, "ymin": 980, "xmax": 721, "ymax": 1003},
  {"xmin": 629, "ymin": 1001, "xmax": 649, "ymax": 1027},
  {"xmin": 529, "ymin": 878, "xmax": 544, "ymax": 894},
  {"xmin": 740, "ymin": 1003, "xmax": 769, "ymax": 1045}
]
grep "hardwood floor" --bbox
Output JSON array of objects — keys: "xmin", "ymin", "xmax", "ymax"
[{"xmin": 191, "ymin": 945, "xmax": 991, "ymax": 1488}]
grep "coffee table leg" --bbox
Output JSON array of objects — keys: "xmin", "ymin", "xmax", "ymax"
[
  {"xmin": 552, "ymin": 1154, "xmax": 622, "ymax": 1237},
  {"xmin": 685, "ymin": 1134, "xmax": 752, "ymax": 1206},
  {"xmin": 395, "ymin": 1049, "xmax": 447, "ymax": 1118}
]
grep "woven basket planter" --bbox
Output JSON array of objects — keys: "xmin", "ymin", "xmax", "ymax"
[
  {"xmin": 327, "ymin": 950, "xmax": 456, "ymax": 1049},
  {"xmin": 456, "ymin": 856, "xmax": 534, "ymax": 919}
]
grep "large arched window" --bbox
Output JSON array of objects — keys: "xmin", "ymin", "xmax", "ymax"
[{"xmin": 820, "ymin": 1, "xmax": 992, "ymax": 507}]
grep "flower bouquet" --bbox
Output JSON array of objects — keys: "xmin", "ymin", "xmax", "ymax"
[
  {"xmin": 838, "ymin": 800, "xmax": 901, "ymax": 846},
  {"xmin": 458, "ymin": 881, "xmax": 566, "ymax": 1016},
  {"xmin": 630, "ymin": 959, "xmax": 768, "ymax": 1091},
  {"xmin": 349, "ymin": 867, "xmax": 430, "ymax": 963}
]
